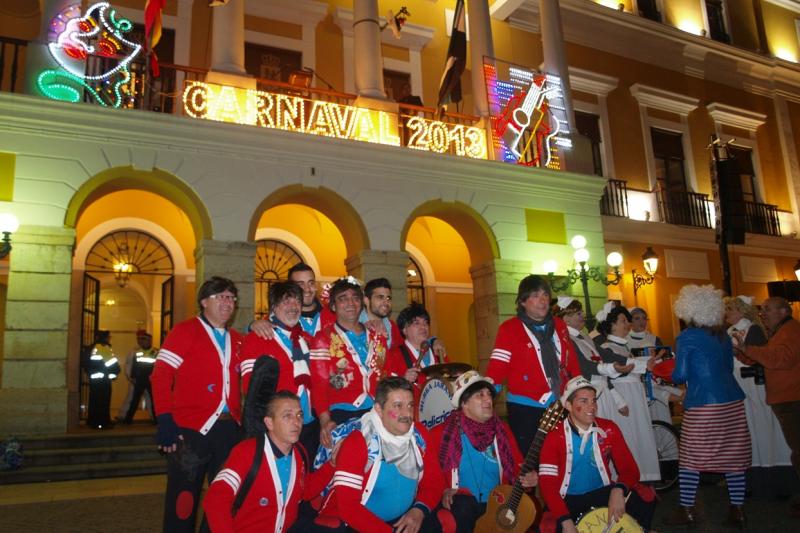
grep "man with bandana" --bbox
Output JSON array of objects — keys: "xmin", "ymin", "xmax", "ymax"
[
  {"xmin": 310, "ymin": 377, "xmax": 446, "ymax": 532},
  {"xmin": 430, "ymin": 371, "xmax": 537, "ymax": 532},
  {"xmin": 539, "ymin": 377, "xmax": 656, "ymax": 533},
  {"xmin": 151, "ymin": 276, "xmax": 244, "ymax": 532},
  {"xmin": 486, "ymin": 275, "xmax": 581, "ymax": 453},
  {"xmin": 241, "ymin": 281, "xmax": 319, "ymax": 461},
  {"xmin": 310, "ymin": 277, "xmax": 390, "ymax": 449}
]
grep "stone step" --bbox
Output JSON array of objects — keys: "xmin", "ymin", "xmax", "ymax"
[
  {"xmin": 14, "ymin": 428, "xmax": 155, "ymax": 451},
  {"xmin": 23, "ymin": 444, "xmax": 160, "ymax": 467},
  {"xmin": 0, "ymin": 458, "xmax": 166, "ymax": 485}
]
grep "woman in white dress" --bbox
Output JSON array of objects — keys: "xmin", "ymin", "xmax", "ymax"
[
  {"xmin": 553, "ymin": 296, "xmax": 633, "ymax": 420},
  {"xmin": 596, "ymin": 302, "xmax": 662, "ymax": 482},
  {"xmin": 627, "ymin": 307, "xmax": 683, "ymax": 424},
  {"xmin": 725, "ymin": 295, "xmax": 794, "ymax": 497}
]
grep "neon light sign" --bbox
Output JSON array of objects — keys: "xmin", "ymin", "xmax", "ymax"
[
  {"xmin": 183, "ymin": 81, "xmax": 487, "ymax": 159},
  {"xmin": 485, "ymin": 62, "xmax": 571, "ymax": 169},
  {"xmin": 38, "ymin": 2, "xmax": 142, "ymax": 108}
]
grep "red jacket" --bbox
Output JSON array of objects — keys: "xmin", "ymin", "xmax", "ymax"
[
  {"xmin": 316, "ymin": 422, "xmax": 444, "ymax": 532},
  {"xmin": 486, "ymin": 317, "xmax": 580, "ymax": 406},
  {"xmin": 203, "ymin": 437, "xmax": 334, "ymax": 533},
  {"xmin": 151, "ymin": 317, "xmax": 243, "ymax": 433},
  {"xmin": 309, "ymin": 323, "xmax": 388, "ymax": 415},
  {"xmin": 428, "ymin": 418, "xmax": 523, "ymax": 491},
  {"xmin": 539, "ymin": 418, "xmax": 639, "ymax": 521},
  {"xmin": 239, "ymin": 328, "xmax": 313, "ymax": 397},
  {"xmin": 300, "ymin": 305, "xmax": 336, "ymax": 336}
]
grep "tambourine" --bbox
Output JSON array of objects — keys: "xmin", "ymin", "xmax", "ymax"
[{"xmin": 576, "ymin": 506, "xmax": 643, "ymax": 532}]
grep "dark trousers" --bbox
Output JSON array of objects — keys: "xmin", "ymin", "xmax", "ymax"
[
  {"xmin": 300, "ymin": 418, "xmax": 321, "ymax": 468},
  {"xmin": 506, "ymin": 402, "xmax": 545, "ymax": 455},
  {"xmin": 123, "ymin": 378, "xmax": 154, "ymax": 423},
  {"xmin": 450, "ymin": 494, "xmax": 486, "ymax": 533},
  {"xmin": 558, "ymin": 485, "xmax": 656, "ymax": 532},
  {"xmin": 87, "ymin": 379, "xmax": 112, "ymax": 428},
  {"xmin": 162, "ymin": 418, "xmax": 239, "ymax": 533},
  {"xmin": 772, "ymin": 401, "xmax": 800, "ymax": 482}
]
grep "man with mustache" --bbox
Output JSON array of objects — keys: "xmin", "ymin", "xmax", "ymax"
[
  {"xmin": 203, "ymin": 391, "xmax": 336, "ymax": 532},
  {"xmin": 241, "ymin": 281, "xmax": 319, "ymax": 460},
  {"xmin": 151, "ymin": 276, "xmax": 244, "ymax": 532},
  {"xmin": 310, "ymin": 277, "xmax": 390, "ymax": 449},
  {"xmin": 310, "ymin": 377, "xmax": 446, "ymax": 532}
]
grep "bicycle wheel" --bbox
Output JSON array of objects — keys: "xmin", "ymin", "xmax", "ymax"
[{"xmin": 652, "ymin": 420, "xmax": 680, "ymax": 492}]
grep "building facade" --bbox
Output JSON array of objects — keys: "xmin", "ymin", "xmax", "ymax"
[{"xmin": 1, "ymin": 0, "xmax": 799, "ymax": 434}]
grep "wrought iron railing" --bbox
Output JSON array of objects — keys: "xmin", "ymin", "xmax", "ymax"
[
  {"xmin": 745, "ymin": 201, "xmax": 782, "ymax": 236},
  {"xmin": 0, "ymin": 36, "xmax": 26, "ymax": 93},
  {"xmin": 656, "ymin": 188, "xmax": 712, "ymax": 228},
  {"xmin": 600, "ymin": 179, "xmax": 629, "ymax": 217}
]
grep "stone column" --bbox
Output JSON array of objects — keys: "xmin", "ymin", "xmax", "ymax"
[
  {"xmin": 206, "ymin": 0, "xmax": 254, "ymax": 88},
  {"xmin": 0, "ymin": 225, "xmax": 75, "ymax": 434},
  {"xmin": 469, "ymin": 258, "xmax": 531, "ymax": 372},
  {"xmin": 352, "ymin": 0, "xmax": 386, "ymax": 100},
  {"xmin": 23, "ymin": 0, "xmax": 77, "ymax": 96},
  {"xmin": 345, "ymin": 250, "xmax": 409, "ymax": 317},
  {"xmin": 194, "ymin": 239, "xmax": 257, "ymax": 333},
  {"xmin": 466, "ymin": 0, "xmax": 495, "ymax": 118}
]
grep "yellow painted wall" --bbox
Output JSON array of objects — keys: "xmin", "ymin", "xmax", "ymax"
[
  {"xmin": 256, "ymin": 203, "xmax": 347, "ymax": 278},
  {"xmin": 75, "ymin": 189, "xmax": 197, "ymax": 268},
  {"xmin": 245, "ymin": 16, "xmax": 302, "ymax": 40},
  {"xmin": 762, "ymin": 1, "xmax": 800, "ymax": 62},
  {"xmin": 434, "ymin": 292, "xmax": 477, "ymax": 366},
  {"xmin": 727, "ymin": 0, "xmax": 761, "ymax": 51},
  {"xmin": 406, "ymin": 216, "xmax": 472, "ymax": 283},
  {"xmin": 663, "ymin": 0, "xmax": 705, "ymax": 36}
]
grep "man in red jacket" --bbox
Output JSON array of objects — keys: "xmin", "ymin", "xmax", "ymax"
[
  {"xmin": 539, "ymin": 377, "xmax": 656, "ymax": 533},
  {"xmin": 151, "ymin": 276, "xmax": 244, "ymax": 532},
  {"xmin": 430, "ymin": 371, "xmax": 537, "ymax": 532},
  {"xmin": 203, "ymin": 391, "xmax": 335, "ymax": 533},
  {"xmin": 290, "ymin": 262, "xmax": 336, "ymax": 336},
  {"xmin": 311, "ymin": 377, "xmax": 446, "ymax": 532},
  {"xmin": 241, "ymin": 281, "xmax": 319, "ymax": 461},
  {"xmin": 486, "ymin": 275, "xmax": 581, "ymax": 453}
]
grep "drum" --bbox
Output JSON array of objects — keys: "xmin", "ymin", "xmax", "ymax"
[
  {"xmin": 576, "ymin": 507, "xmax": 643, "ymax": 533},
  {"xmin": 418, "ymin": 378, "xmax": 455, "ymax": 429},
  {"xmin": 419, "ymin": 362, "xmax": 472, "ymax": 379}
]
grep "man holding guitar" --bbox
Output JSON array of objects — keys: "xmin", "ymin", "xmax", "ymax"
[
  {"xmin": 539, "ymin": 377, "xmax": 656, "ymax": 533},
  {"xmin": 430, "ymin": 371, "xmax": 537, "ymax": 532}
]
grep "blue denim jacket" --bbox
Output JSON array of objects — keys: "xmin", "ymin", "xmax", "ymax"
[{"xmin": 672, "ymin": 327, "xmax": 745, "ymax": 409}]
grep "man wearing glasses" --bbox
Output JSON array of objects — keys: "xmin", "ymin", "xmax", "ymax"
[{"xmin": 151, "ymin": 276, "xmax": 245, "ymax": 532}]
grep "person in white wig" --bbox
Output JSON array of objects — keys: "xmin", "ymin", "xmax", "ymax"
[
  {"xmin": 668, "ymin": 285, "xmax": 750, "ymax": 528},
  {"xmin": 596, "ymin": 302, "xmax": 662, "ymax": 483},
  {"xmin": 724, "ymin": 294, "xmax": 793, "ymax": 498},
  {"xmin": 553, "ymin": 296, "xmax": 633, "ymax": 420}
]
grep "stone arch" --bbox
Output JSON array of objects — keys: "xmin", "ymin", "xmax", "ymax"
[
  {"xmin": 248, "ymin": 185, "xmax": 370, "ymax": 259},
  {"xmin": 64, "ymin": 166, "xmax": 213, "ymax": 242},
  {"xmin": 400, "ymin": 200, "xmax": 499, "ymax": 267}
]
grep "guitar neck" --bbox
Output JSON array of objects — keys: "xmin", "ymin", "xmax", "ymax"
[{"xmin": 507, "ymin": 426, "xmax": 547, "ymax": 510}]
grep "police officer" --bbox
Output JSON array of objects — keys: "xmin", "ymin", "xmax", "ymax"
[
  {"xmin": 122, "ymin": 330, "xmax": 157, "ymax": 424},
  {"xmin": 85, "ymin": 330, "xmax": 121, "ymax": 429}
]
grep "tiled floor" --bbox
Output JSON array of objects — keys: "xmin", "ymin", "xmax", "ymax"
[{"xmin": 0, "ymin": 474, "xmax": 165, "ymax": 505}]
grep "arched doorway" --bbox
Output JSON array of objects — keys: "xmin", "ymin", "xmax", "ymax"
[
  {"xmin": 80, "ymin": 229, "xmax": 174, "ymax": 421},
  {"xmin": 254, "ymin": 239, "xmax": 304, "ymax": 319}
]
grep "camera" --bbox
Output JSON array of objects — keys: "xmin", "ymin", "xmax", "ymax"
[{"xmin": 740, "ymin": 364, "xmax": 766, "ymax": 385}]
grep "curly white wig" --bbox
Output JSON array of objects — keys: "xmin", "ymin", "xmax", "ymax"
[{"xmin": 673, "ymin": 284, "xmax": 725, "ymax": 328}]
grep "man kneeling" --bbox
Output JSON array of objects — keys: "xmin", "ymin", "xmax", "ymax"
[
  {"xmin": 539, "ymin": 377, "xmax": 656, "ymax": 533},
  {"xmin": 311, "ymin": 377, "xmax": 445, "ymax": 532}
]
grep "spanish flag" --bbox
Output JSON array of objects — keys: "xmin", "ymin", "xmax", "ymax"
[{"xmin": 144, "ymin": 0, "xmax": 165, "ymax": 76}]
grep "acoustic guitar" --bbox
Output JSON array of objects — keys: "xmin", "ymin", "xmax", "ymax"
[{"xmin": 474, "ymin": 400, "xmax": 565, "ymax": 533}]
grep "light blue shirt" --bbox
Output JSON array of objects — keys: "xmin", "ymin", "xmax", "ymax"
[
  {"xmin": 458, "ymin": 433, "xmax": 500, "ymax": 503},
  {"xmin": 365, "ymin": 461, "xmax": 417, "ymax": 521},
  {"xmin": 566, "ymin": 429, "xmax": 604, "ymax": 495}
]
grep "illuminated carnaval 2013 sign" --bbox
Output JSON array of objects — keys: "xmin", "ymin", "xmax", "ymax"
[{"xmin": 182, "ymin": 81, "xmax": 487, "ymax": 160}]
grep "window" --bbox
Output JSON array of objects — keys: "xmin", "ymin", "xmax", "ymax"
[
  {"xmin": 637, "ymin": 0, "xmax": 662, "ymax": 22},
  {"xmin": 651, "ymin": 128, "xmax": 687, "ymax": 192},
  {"xmin": 407, "ymin": 257, "xmax": 425, "ymax": 307},
  {"xmin": 705, "ymin": 0, "xmax": 730, "ymax": 43},
  {"xmin": 384, "ymin": 69, "xmax": 412, "ymax": 103},
  {"xmin": 254, "ymin": 239, "xmax": 303, "ymax": 319},
  {"xmin": 727, "ymin": 145, "xmax": 757, "ymax": 203},
  {"xmin": 575, "ymin": 111, "xmax": 604, "ymax": 177},
  {"xmin": 245, "ymin": 43, "xmax": 302, "ymax": 83}
]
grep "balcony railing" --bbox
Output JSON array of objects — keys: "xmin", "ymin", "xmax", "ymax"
[
  {"xmin": 745, "ymin": 201, "xmax": 782, "ymax": 236},
  {"xmin": 600, "ymin": 179, "xmax": 629, "ymax": 218},
  {"xmin": 656, "ymin": 188, "xmax": 712, "ymax": 228},
  {"xmin": 0, "ymin": 36, "xmax": 26, "ymax": 93}
]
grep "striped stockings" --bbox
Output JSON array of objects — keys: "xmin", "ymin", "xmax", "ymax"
[{"xmin": 679, "ymin": 468, "xmax": 747, "ymax": 506}]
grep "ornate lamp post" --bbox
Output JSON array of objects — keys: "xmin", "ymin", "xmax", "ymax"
[{"xmin": 632, "ymin": 246, "xmax": 659, "ymax": 297}]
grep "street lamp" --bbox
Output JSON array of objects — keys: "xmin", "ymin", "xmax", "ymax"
[
  {"xmin": 0, "ymin": 213, "xmax": 19, "ymax": 259},
  {"xmin": 545, "ymin": 236, "xmax": 623, "ymax": 328},
  {"xmin": 632, "ymin": 246, "xmax": 659, "ymax": 296}
]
